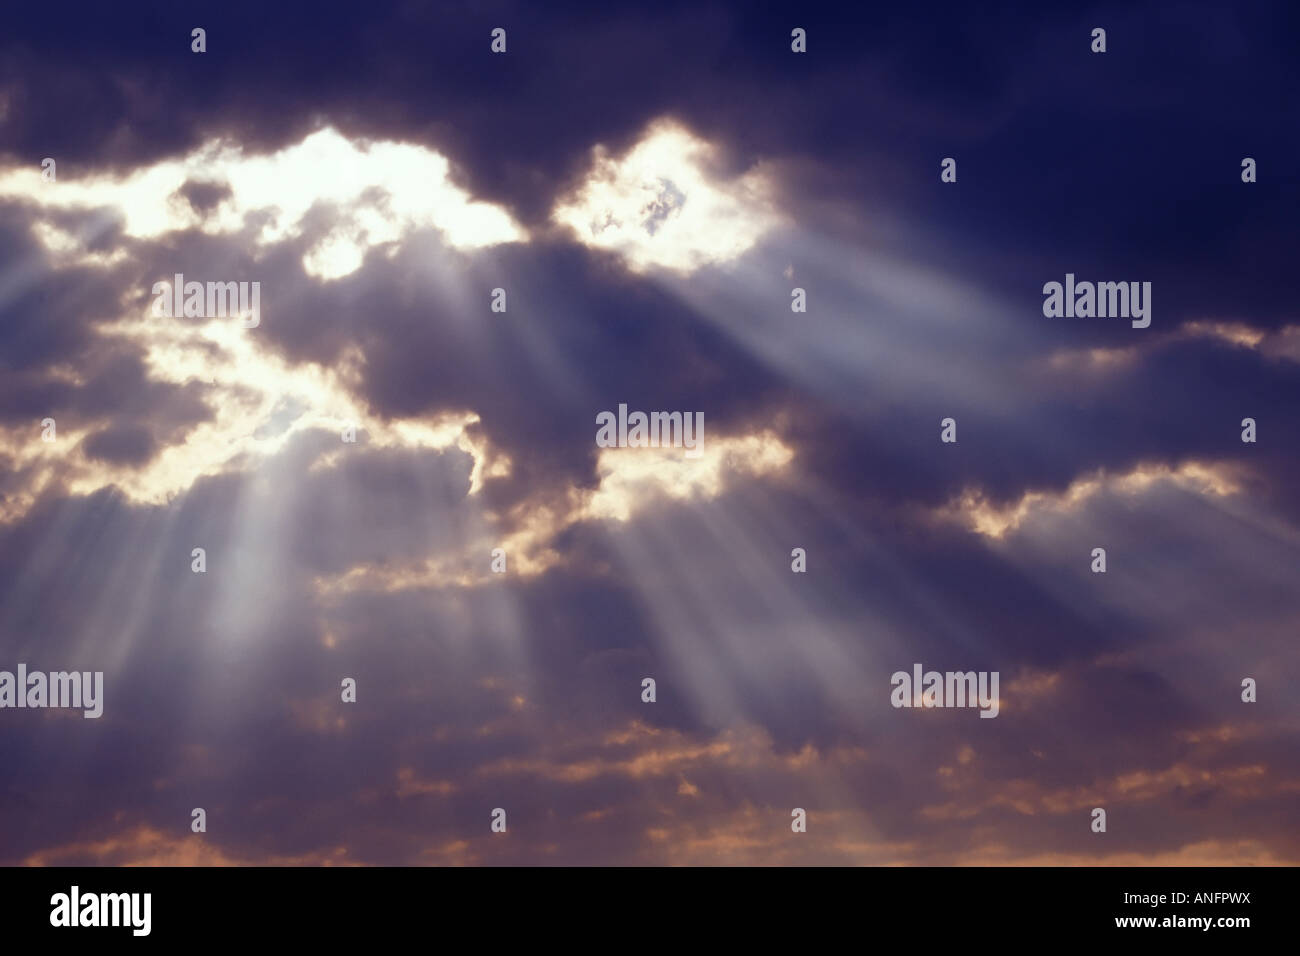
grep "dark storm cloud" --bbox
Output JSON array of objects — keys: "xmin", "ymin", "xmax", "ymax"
[
  {"xmin": 209, "ymin": 228, "xmax": 789, "ymax": 511},
  {"xmin": 779, "ymin": 332, "xmax": 1300, "ymax": 517},
  {"xmin": 5, "ymin": 2, "xmax": 1295, "ymax": 228},
  {"xmin": 0, "ymin": 201, "xmax": 218, "ymax": 465},
  {"xmin": 0, "ymin": 431, "xmax": 483, "ymax": 864},
  {"xmin": 79, "ymin": 422, "xmax": 156, "ymax": 465},
  {"xmin": 0, "ymin": 203, "xmax": 119, "ymax": 373},
  {"xmin": 58, "ymin": 183, "xmax": 1283, "ymax": 529},
  {"xmin": 5, "ymin": 436, "xmax": 1295, "ymax": 864},
  {"xmin": 176, "ymin": 178, "xmax": 233, "ymax": 216}
]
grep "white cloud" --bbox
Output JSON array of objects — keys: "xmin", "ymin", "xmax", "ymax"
[
  {"xmin": 0, "ymin": 127, "xmax": 525, "ymax": 279},
  {"xmin": 940, "ymin": 461, "xmax": 1245, "ymax": 539},
  {"xmin": 551, "ymin": 118, "xmax": 782, "ymax": 273}
]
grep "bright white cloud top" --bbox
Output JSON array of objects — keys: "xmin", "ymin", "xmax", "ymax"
[
  {"xmin": 0, "ymin": 127, "xmax": 526, "ymax": 279},
  {"xmin": 551, "ymin": 119, "xmax": 783, "ymax": 274}
]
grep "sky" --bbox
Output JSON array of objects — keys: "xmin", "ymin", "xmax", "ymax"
[{"xmin": 0, "ymin": 0, "xmax": 1297, "ymax": 865}]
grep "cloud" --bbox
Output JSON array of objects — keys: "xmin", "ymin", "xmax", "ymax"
[
  {"xmin": 21, "ymin": 826, "xmax": 359, "ymax": 867},
  {"xmin": 79, "ymin": 423, "xmax": 157, "ymax": 466},
  {"xmin": 936, "ymin": 460, "xmax": 1245, "ymax": 539},
  {"xmin": 551, "ymin": 118, "xmax": 783, "ymax": 273},
  {"xmin": 0, "ymin": 127, "xmax": 526, "ymax": 279}
]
